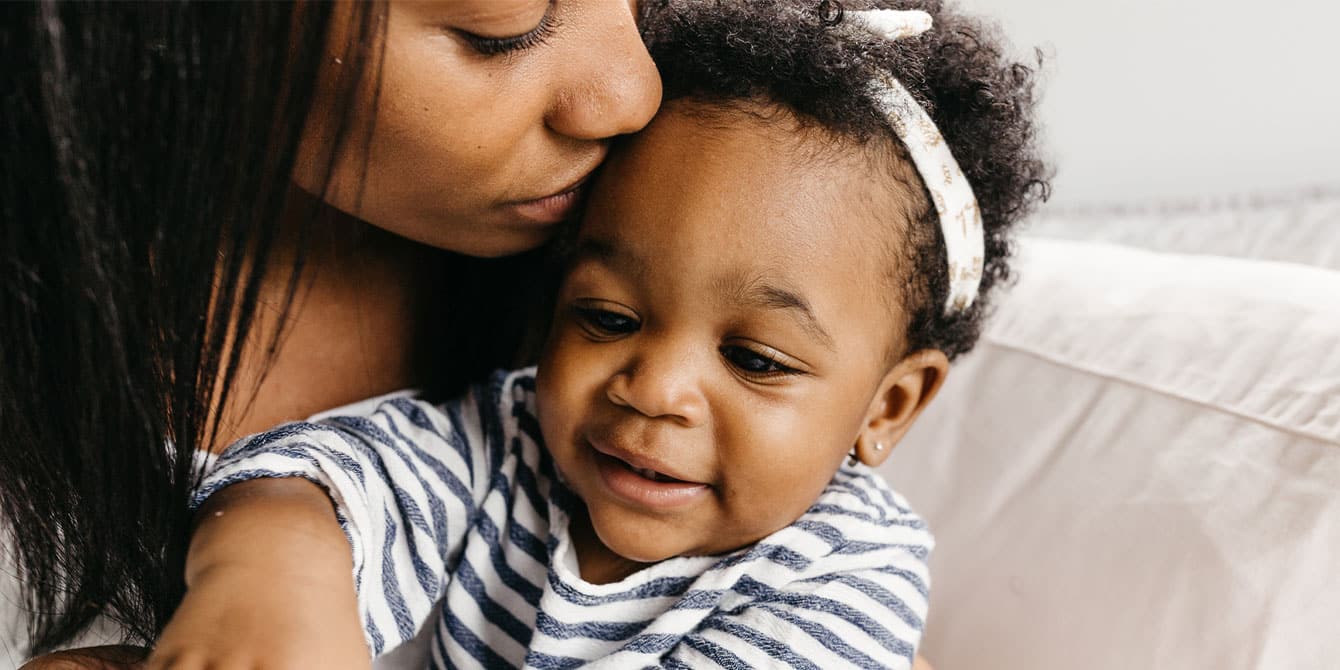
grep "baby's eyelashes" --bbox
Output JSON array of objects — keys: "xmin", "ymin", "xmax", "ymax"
[
  {"xmin": 719, "ymin": 344, "xmax": 804, "ymax": 379},
  {"xmin": 569, "ymin": 301, "xmax": 641, "ymax": 339}
]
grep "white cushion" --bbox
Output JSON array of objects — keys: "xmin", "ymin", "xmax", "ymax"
[
  {"xmin": 880, "ymin": 236, "xmax": 1340, "ymax": 670},
  {"xmin": 1029, "ymin": 187, "xmax": 1340, "ymax": 271}
]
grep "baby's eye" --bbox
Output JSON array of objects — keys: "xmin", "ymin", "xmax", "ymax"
[
  {"xmin": 720, "ymin": 345, "xmax": 801, "ymax": 377},
  {"xmin": 574, "ymin": 306, "xmax": 639, "ymax": 337}
]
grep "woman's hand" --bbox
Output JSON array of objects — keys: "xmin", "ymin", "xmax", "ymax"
[{"xmin": 144, "ymin": 478, "xmax": 370, "ymax": 670}]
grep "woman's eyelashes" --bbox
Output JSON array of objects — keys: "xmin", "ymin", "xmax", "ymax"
[{"xmin": 454, "ymin": 4, "xmax": 558, "ymax": 56}]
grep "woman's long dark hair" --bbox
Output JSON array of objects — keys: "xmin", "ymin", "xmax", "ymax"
[{"xmin": 0, "ymin": 1, "xmax": 386, "ymax": 653}]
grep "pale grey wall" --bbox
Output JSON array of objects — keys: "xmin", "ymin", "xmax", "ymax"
[{"xmin": 952, "ymin": 0, "xmax": 1340, "ymax": 206}]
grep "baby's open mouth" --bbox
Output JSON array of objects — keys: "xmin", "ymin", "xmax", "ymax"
[
  {"xmin": 590, "ymin": 446, "xmax": 710, "ymax": 508},
  {"xmin": 600, "ymin": 450, "xmax": 689, "ymax": 483},
  {"xmin": 628, "ymin": 464, "xmax": 685, "ymax": 483}
]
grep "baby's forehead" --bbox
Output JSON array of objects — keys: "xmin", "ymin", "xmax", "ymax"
[
  {"xmin": 605, "ymin": 100, "xmax": 910, "ymax": 212},
  {"xmin": 589, "ymin": 98, "xmax": 920, "ymax": 263},
  {"xmin": 635, "ymin": 98, "xmax": 881, "ymax": 172},
  {"xmin": 577, "ymin": 98, "xmax": 917, "ymax": 326}
]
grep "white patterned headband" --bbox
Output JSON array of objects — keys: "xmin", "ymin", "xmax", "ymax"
[{"xmin": 847, "ymin": 9, "xmax": 985, "ymax": 314}]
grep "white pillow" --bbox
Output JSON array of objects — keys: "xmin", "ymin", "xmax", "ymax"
[{"xmin": 880, "ymin": 236, "xmax": 1340, "ymax": 670}]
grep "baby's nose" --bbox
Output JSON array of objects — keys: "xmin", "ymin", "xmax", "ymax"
[{"xmin": 604, "ymin": 352, "xmax": 708, "ymax": 428}]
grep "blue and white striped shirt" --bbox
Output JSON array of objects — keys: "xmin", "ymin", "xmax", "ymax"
[{"xmin": 197, "ymin": 368, "xmax": 933, "ymax": 669}]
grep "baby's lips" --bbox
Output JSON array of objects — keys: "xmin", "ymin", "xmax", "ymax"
[{"xmin": 584, "ymin": 429, "xmax": 706, "ymax": 486}]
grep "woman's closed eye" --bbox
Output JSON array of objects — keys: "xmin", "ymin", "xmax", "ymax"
[
  {"xmin": 454, "ymin": 3, "xmax": 558, "ymax": 56},
  {"xmin": 720, "ymin": 344, "xmax": 804, "ymax": 379}
]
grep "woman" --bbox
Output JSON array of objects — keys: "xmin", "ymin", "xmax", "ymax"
[{"xmin": 1, "ymin": 0, "xmax": 658, "ymax": 665}]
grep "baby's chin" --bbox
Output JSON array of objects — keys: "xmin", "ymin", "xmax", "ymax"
[
  {"xmin": 589, "ymin": 512, "xmax": 688, "ymax": 564},
  {"xmin": 589, "ymin": 505, "xmax": 759, "ymax": 564}
]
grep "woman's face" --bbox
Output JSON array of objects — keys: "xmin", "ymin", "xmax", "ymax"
[{"xmin": 296, "ymin": 0, "xmax": 662, "ymax": 257}]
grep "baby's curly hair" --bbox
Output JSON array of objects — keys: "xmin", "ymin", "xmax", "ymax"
[{"xmin": 640, "ymin": 0, "xmax": 1051, "ymax": 359}]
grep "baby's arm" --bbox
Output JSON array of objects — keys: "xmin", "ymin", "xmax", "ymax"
[
  {"xmin": 148, "ymin": 396, "xmax": 491, "ymax": 669},
  {"xmin": 147, "ymin": 477, "xmax": 368, "ymax": 670}
]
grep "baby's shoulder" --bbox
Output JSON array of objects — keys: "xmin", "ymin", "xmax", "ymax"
[
  {"xmin": 218, "ymin": 368, "xmax": 540, "ymax": 473},
  {"xmin": 790, "ymin": 466, "xmax": 933, "ymax": 559},
  {"xmin": 817, "ymin": 466, "xmax": 921, "ymax": 518},
  {"xmin": 314, "ymin": 367, "xmax": 537, "ymax": 449}
]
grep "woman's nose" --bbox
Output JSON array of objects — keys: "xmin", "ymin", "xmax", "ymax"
[
  {"xmin": 546, "ymin": 1, "xmax": 662, "ymax": 140},
  {"xmin": 605, "ymin": 349, "xmax": 708, "ymax": 428}
]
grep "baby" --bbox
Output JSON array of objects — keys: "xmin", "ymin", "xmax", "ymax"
[{"xmin": 151, "ymin": 2, "xmax": 1046, "ymax": 668}]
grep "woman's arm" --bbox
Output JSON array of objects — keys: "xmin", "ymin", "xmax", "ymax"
[{"xmin": 146, "ymin": 478, "xmax": 369, "ymax": 670}]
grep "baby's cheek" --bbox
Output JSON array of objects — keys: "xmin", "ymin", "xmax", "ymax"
[
  {"xmin": 720, "ymin": 445, "xmax": 834, "ymax": 541},
  {"xmin": 537, "ymin": 332, "xmax": 592, "ymax": 406},
  {"xmin": 535, "ymin": 355, "xmax": 586, "ymax": 455}
]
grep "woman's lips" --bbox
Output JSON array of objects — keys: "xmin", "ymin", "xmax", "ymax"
[
  {"xmin": 508, "ymin": 179, "xmax": 589, "ymax": 225},
  {"xmin": 593, "ymin": 451, "xmax": 709, "ymax": 509}
]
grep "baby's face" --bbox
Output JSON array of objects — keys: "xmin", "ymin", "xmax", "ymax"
[{"xmin": 536, "ymin": 103, "xmax": 905, "ymax": 564}]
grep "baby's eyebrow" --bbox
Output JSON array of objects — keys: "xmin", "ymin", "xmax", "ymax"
[
  {"xmin": 570, "ymin": 236, "xmax": 644, "ymax": 279},
  {"xmin": 734, "ymin": 280, "xmax": 836, "ymax": 352},
  {"xmin": 572, "ymin": 236, "xmax": 836, "ymax": 351}
]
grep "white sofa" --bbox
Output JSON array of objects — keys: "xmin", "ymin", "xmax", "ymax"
[{"xmin": 879, "ymin": 189, "xmax": 1340, "ymax": 670}]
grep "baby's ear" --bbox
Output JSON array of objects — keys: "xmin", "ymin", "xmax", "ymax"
[{"xmin": 855, "ymin": 349, "xmax": 949, "ymax": 467}]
